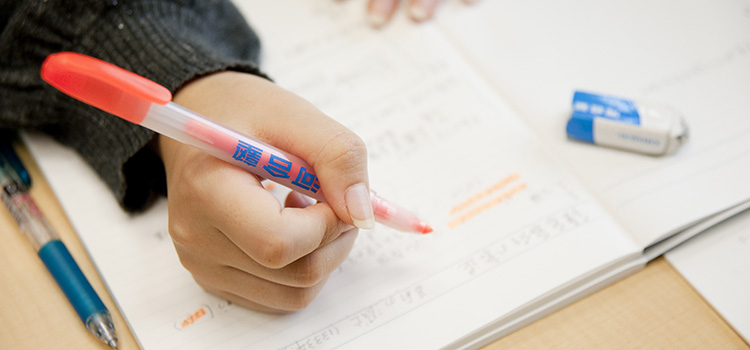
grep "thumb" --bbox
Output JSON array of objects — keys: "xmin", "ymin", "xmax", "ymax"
[{"xmin": 308, "ymin": 131, "xmax": 374, "ymax": 229}]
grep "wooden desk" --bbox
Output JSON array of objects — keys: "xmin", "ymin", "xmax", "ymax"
[{"xmin": 1, "ymin": 145, "xmax": 747, "ymax": 350}]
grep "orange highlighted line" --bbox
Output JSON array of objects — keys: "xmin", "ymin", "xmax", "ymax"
[
  {"xmin": 448, "ymin": 183, "xmax": 527, "ymax": 229},
  {"xmin": 179, "ymin": 307, "xmax": 208, "ymax": 330},
  {"xmin": 450, "ymin": 173, "xmax": 520, "ymax": 215}
]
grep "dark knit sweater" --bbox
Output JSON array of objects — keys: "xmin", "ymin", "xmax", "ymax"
[{"xmin": 0, "ymin": 0, "xmax": 266, "ymax": 212}]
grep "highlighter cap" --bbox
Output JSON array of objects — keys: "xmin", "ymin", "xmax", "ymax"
[{"xmin": 41, "ymin": 52, "xmax": 172, "ymax": 124}]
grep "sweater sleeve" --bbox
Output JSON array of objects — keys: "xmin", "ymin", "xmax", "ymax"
[{"xmin": 0, "ymin": 0, "xmax": 267, "ymax": 212}]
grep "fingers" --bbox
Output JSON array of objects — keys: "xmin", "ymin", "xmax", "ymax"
[
  {"xmin": 407, "ymin": 0, "xmax": 440, "ymax": 22},
  {"xmin": 365, "ymin": 0, "xmax": 478, "ymax": 28},
  {"xmin": 307, "ymin": 132, "xmax": 374, "ymax": 230},
  {"xmin": 368, "ymin": 0, "xmax": 399, "ymax": 27},
  {"xmin": 179, "ymin": 229, "xmax": 359, "ymax": 313},
  {"xmin": 200, "ymin": 277, "xmax": 329, "ymax": 314},
  {"xmin": 190, "ymin": 159, "xmax": 345, "ymax": 268},
  {"xmin": 167, "ymin": 159, "xmax": 359, "ymax": 311},
  {"xmin": 284, "ymin": 191, "xmax": 316, "ymax": 209},
  {"xmin": 233, "ymin": 227, "xmax": 358, "ymax": 288}
]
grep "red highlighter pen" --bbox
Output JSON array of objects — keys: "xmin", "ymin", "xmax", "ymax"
[{"xmin": 41, "ymin": 52, "xmax": 432, "ymax": 234}]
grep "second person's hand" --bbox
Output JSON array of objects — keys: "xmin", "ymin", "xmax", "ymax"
[{"xmin": 349, "ymin": 0, "xmax": 478, "ymax": 28}]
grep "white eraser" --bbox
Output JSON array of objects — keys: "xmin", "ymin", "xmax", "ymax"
[{"xmin": 566, "ymin": 91, "xmax": 688, "ymax": 156}]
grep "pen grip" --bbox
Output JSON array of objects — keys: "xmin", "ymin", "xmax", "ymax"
[{"xmin": 38, "ymin": 240, "xmax": 107, "ymax": 323}]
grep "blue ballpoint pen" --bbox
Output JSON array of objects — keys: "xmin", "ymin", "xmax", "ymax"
[
  {"xmin": 0, "ymin": 139, "xmax": 118, "ymax": 349},
  {"xmin": 0, "ymin": 140, "xmax": 31, "ymax": 188}
]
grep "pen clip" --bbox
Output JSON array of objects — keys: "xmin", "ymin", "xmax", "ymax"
[{"xmin": 41, "ymin": 52, "xmax": 172, "ymax": 124}]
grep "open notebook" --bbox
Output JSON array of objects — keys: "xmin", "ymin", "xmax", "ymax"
[{"xmin": 25, "ymin": 0, "xmax": 750, "ymax": 348}]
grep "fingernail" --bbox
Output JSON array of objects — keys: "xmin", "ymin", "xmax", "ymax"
[
  {"xmin": 345, "ymin": 183, "xmax": 375, "ymax": 229},
  {"xmin": 368, "ymin": 12, "xmax": 388, "ymax": 28},
  {"xmin": 301, "ymin": 195, "xmax": 317, "ymax": 207},
  {"xmin": 409, "ymin": 5, "xmax": 429, "ymax": 21},
  {"xmin": 368, "ymin": 0, "xmax": 393, "ymax": 28}
]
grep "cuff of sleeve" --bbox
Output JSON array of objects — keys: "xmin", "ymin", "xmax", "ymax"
[{"xmin": 121, "ymin": 140, "xmax": 167, "ymax": 212}]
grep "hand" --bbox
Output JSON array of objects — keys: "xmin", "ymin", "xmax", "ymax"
[
  {"xmin": 159, "ymin": 71, "xmax": 374, "ymax": 313},
  {"xmin": 358, "ymin": 0, "xmax": 478, "ymax": 27}
]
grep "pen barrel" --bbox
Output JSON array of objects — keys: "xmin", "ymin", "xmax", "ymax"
[
  {"xmin": 1, "ymin": 182, "xmax": 57, "ymax": 250},
  {"xmin": 144, "ymin": 103, "xmax": 429, "ymax": 233},
  {"xmin": 371, "ymin": 192, "xmax": 429, "ymax": 233},
  {"xmin": 38, "ymin": 240, "xmax": 108, "ymax": 323},
  {"xmin": 144, "ymin": 102, "xmax": 326, "ymax": 201}
]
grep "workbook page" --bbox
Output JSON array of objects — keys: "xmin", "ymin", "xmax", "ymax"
[
  {"xmin": 666, "ymin": 208, "xmax": 750, "ymax": 342},
  {"xmin": 436, "ymin": 0, "xmax": 750, "ymax": 248},
  {"xmin": 28, "ymin": 1, "xmax": 640, "ymax": 349}
]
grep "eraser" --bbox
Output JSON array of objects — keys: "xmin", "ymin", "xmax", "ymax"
[{"xmin": 566, "ymin": 91, "xmax": 688, "ymax": 156}]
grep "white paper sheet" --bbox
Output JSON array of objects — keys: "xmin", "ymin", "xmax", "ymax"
[
  {"xmin": 666, "ymin": 208, "xmax": 750, "ymax": 342},
  {"xmin": 25, "ymin": 1, "xmax": 640, "ymax": 348},
  {"xmin": 436, "ymin": 0, "xmax": 750, "ymax": 247}
]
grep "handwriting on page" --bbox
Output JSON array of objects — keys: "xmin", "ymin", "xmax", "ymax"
[
  {"xmin": 350, "ymin": 76, "xmax": 489, "ymax": 163},
  {"xmin": 336, "ymin": 175, "xmax": 583, "ymax": 276},
  {"xmin": 281, "ymin": 207, "xmax": 589, "ymax": 350},
  {"xmin": 265, "ymin": 3, "xmax": 370, "ymax": 72},
  {"xmin": 641, "ymin": 39, "xmax": 750, "ymax": 95}
]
